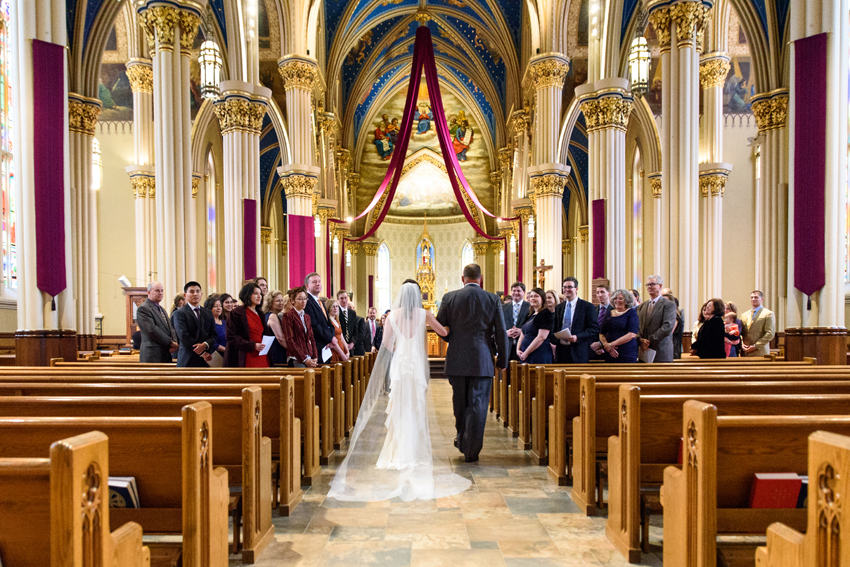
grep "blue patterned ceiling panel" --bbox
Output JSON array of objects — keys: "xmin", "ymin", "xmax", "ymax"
[
  {"xmin": 428, "ymin": 0, "xmax": 490, "ymax": 27},
  {"xmin": 494, "ymin": 0, "xmax": 521, "ymax": 59},
  {"xmin": 441, "ymin": 66, "xmax": 496, "ymax": 142},
  {"xmin": 353, "ymin": 63, "xmax": 407, "ymax": 139},
  {"xmin": 442, "ymin": 16, "xmax": 505, "ymax": 109},
  {"xmin": 567, "ymin": 113, "xmax": 588, "ymax": 202},
  {"xmin": 260, "ymin": 114, "xmax": 282, "ymax": 207},
  {"xmin": 775, "ymin": 0, "xmax": 789, "ymax": 39},
  {"xmin": 83, "ymin": 0, "xmax": 106, "ymax": 50},
  {"xmin": 67, "ymin": 0, "xmax": 79, "ymax": 48},
  {"xmin": 336, "ymin": 0, "xmax": 419, "ymax": 48},
  {"xmin": 621, "ymin": 0, "xmax": 640, "ymax": 45},
  {"xmin": 342, "ymin": 16, "xmax": 405, "ymax": 108},
  {"xmin": 562, "ymin": 183, "xmax": 570, "ymax": 220},
  {"xmin": 325, "ymin": 0, "xmax": 352, "ymax": 53},
  {"xmin": 209, "ymin": 0, "xmax": 228, "ymax": 45},
  {"xmin": 751, "ymin": 0, "xmax": 768, "ymax": 37}
]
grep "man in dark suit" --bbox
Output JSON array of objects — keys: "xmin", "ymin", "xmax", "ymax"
[
  {"xmin": 637, "ymin": 275, "xmax": 677, "ymax": 362},
  {"xmin": 502, "ymin": 282, "xmax": 530, "ymax": 362},
  {"xmin": 304, "ymin": 272, "xmax": 335, "ymax": 363},
  {"xmin": 589, "ymin": 284, "xmax": 612, "ymax": 358},
  {"xmin": 136, "ymin": 281, "xmax": 178, "ymax": 363},
  {"xmin": 172, "ymin": 281, "xmax": 217, "ymax": 367},
  {"xmin": 351, "ymin": 314, "xmax": 368, "ymax": 356},
  {"xmin": 551, "ymin": 277, "xmax": 599, "ymax": 363},
  {"xmin": 365, "ymin": 307, "xmax": 381, "ymax": 352},
  {"xmin": 436, "ymin": 263, "xmax": 509, "ymax": 462},
  {"xmin": 337, "ymin": 290, "xmax": 358, "ymax": 353}
]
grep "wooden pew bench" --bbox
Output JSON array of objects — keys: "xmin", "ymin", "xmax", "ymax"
[
  {"xmin": 0, "ymin": 388, "xmax": 274, "ymax": 562},
  {"xmin": 0, "ymin": 402, "xmax": 229, "ymax": 567},
  {"xmin": 0, "ymin": 431, "xmax": 150, "ymax": 567},
  {"xmin": 606, "ymin": 389, "xmax": 850, "ymax": 562},
  {"xmin": 663, "ymin": 403, "xmax": 850, "ymax": 567},
  {"xmin": 572, "ymin": 375, "xmax": 850, "ymax": 517}
]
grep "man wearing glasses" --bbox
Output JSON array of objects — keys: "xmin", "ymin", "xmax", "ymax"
[
  {"xmin": 636, "ymin": 275, "xmax": 677, "ymax": 362},
  {"xmin": 551, "ymin": 277, "xmax": 598, "ymax": 363}
]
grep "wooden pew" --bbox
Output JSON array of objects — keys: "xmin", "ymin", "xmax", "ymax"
[
  {"xmin": 572, "ymin": 375, "xmax": 850, "ymax": 517},
  {"xmin": 662, "ymin": 403, "xmax": 850, "ymax": 567},
  {"xmin": 0, "ymin": 431, "xmax": 150, "ymax": 567},
  {"xmin": 0, "ymin": 377, "xmax": 315, "ymax": 509},
  {"xmin": 0, "ymin": 387, "xmax": 274, "ymax": 562},
  {"xmin": 754, "ymin": 430, "xmax": 849, "ymax": 567},
  {"xmin": 0, "ymin": 403, "xmax": 229, "ymax": 566}
]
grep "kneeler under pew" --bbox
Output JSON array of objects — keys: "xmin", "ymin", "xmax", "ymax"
[
  {"xmin": 0, "ymin": 402, "xmax": 230, "ymax": 567},
  {"xmin": 0, "ymin": 431, "xmax": 150, "ymax": 567}
]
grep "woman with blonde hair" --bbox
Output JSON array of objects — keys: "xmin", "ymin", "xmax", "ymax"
[
  {"xmin": 263, "ymin": 290, "xmax": 289, "ymax": 366},
  {"xmin": 325, "ymin": 297, "xmax": 350, "ymax": 362}
]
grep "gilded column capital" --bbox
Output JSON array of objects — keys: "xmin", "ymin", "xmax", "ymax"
[
  {"xmin": 490, "ymin": 240, "xmax": 504, "ymax": 253},
  {"xmin": 528, "ymin": 53, "xmax": 571, "ymax": 90},
  {"xmin": 490, "ymin": 170, "xmax": 501, "ymax": 186},
  {"xmin": 317, "ymin": 207, "xmax": 337, "ymax": 223},
  {"xmin": 562, "ymin": 240, "xmax": 572, "ymax": 254},
  {"xmin": 579, "ymin": 225, "xmax": 589, "ymax": 241},
  {"xmin": 751, "ymin": 89, "xmax": 789, "ymax": 133},
  {"xmin": 514, "ymin": 205, "xmax": 533, "ymax": 223},
  {"xmin": 498, "ymin": 147, "xmax": 513, "ymax": 169},
  {"xmin": 579, "ymin": 92, "xmax": 634, "ymax": 132},
  {"xmin": 530, "ymin": 173, "xmax": 567, "ymax": 199},
  {"xmin": 347, "ymin": 241, "xmax": 362, "ymax": 253},
  {"xmin": 472, "ymin": 241, "xmax": 490, "ymax": 257},
  {"xmin": 278, "ymin": 55, "xmax": 320, "ymax": 92},
  {"xmin": 648, "ymin": 173, "xmax": 662, "ymax": 198},
  {"xmin": 510, "ymin": 110, "xmax": 529, "ymax": 136},
  {"xmin": 138, "ymin": 3, "xmax": 203, "ymax": 52},
  {"xmin": 280, "ymin": 241, "xmax": 288, "ymax": 256},
  {"xmin": 347, "ymin": 172, "xmax": 361, "ymax": 192},
  {"xmin": 214, "ymin": 93, "xmax": 267, "ymax": 135},
  {"xmin": 648, "ymin": 6, "xmax": 673, "ymax": 49},
  {"xmin": 336, "ymin": 149, "xmax": 351, "ymax": 169},
  {"xmin": 68, "ymin": 94, "xmax": 102, "ymax": 136},
  {"xmin": 191, "ymin": 172, "xmax": 201, "ymax": 198},
  {"xmin": 129, "ymin": 174, "xmax": 155, "ymax": 198},
  {"xmin": 362, "ymin": 242, "xmax": 380, "ymax": 256},
  {"xmin": 281, "ymin": 173, "xmax": 318, "ymax": 200},
  {"xmin": 178, "ymin": 11, "xmax": 201, "ymax": 53},
  {"xmin": 319, "ymin": 113, "xmax": 339, "ymax": 137},
  {"xmin": 699, "ymin": 53, "xmax": 730, "ymax": 89},
  {"xmin": 126, "ymin": 59, "xmax": 153, "ymax": 94},
  {"xmin": 698, "ymin": 171, "xmax": 728, "ymax": 197},
  {"xmin": 670, "ymin": 1, "xmax": 711, "ymax": 47},
  {"xmin": 261, "ymin": 226, "xmax": 272, "ymax": 244}
]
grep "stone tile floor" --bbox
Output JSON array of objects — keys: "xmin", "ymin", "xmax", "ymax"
[{"xmin": 232, "ymin": 380, "xmax": 665, "ymax": 567}]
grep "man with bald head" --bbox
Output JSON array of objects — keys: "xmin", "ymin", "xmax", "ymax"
[{"xmin": 136, "ymin": 282, "xmax": 178, "ymax": 363}]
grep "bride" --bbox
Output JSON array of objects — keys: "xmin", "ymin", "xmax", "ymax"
[{"xmin": 327, "ymin": 281, "xmax": 472, "ymax": 501}]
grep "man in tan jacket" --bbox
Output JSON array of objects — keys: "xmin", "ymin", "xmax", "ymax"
[{"xmin": 741, "ymin": 290, "xmax": 776, "ymax": 357}]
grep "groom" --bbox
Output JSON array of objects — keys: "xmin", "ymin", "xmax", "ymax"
[{"xmin": 437, "ymin": 263, "xmax": 509, "ymax": 462}]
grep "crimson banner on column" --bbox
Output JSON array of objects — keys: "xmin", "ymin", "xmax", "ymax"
[
  {"xmin": 289, "ymin": 215, "xmax": 315, "ymax": 289},
  {"xmin": 592, "ymin": 199, "xmax": 605, "ymax": 279},
  {"xmin": 243, "ymin": 199, "xmax": 257, "ymax": 281},
  {"xmin": 33, "ymin": 40, "xmax": 66, "ymax": 298},
  {"xmin": 793, "ymin": 33, "xmax": 827, "ymax": 296}
]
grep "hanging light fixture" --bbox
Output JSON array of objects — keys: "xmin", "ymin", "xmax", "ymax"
[
  {"xmin": 314, "ymin": 215, "xmax": 321, "ymax": 237},
  {"xmin": 528, "ymin": 215, "xmax": 535, "ymax": 239},
  {"xmin": 628, "ymin": 37, "xmax": 650, "ymax": 96},
  {"xmin": 509, "ymin": 233, "xmax": 516, "ymax": 254},
  {"xmin": 199, "ymin": 41, "xmax": 222, "ymax": 99},
  {"xmin": 333, "ymin": 234, "xmax": 339, "ymax": 254},
  {"xmin": 345, "ymin": 248, "xmax": 352, "ymax": 266},
  {"xmin": 91, "ymin": 137, "xmax": 102, "ymax": 190}
]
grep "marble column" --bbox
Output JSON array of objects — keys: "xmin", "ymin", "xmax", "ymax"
[
  {"xmin": 336, "ymin": 149, "xmax": 351, "ymax": 217},
  {"xmin": 347, "ymin": 242, "xmax": 361, "ymax": 303},
  {"xmin": 68, "ymin": 94, "xmax": 101, "ymax": 349},
  {"xmin": 278, "ymin": 170, "xmax": 319, "ymax": 288},
  {"xmin": 125, "ymin": 58, "xmax": 156, "ymax": 286},
  {"xmin": 577, "ymin": 226, "xmax": 589, "ymax": 300},
  {"xmin": 499, "ymin": 223, "xmax": 517, "ymax": 287},
  {"xmin": 261, "ymin": 226, "xmax": 273, "ymax": 288},
  {"xmin": 648, "ymin": 0, "xmax": 711, "ymax": 327},
  {"xmin": 513, "ymin": 203, "xmax": 534, "ymax": 284},
  {"xmin": 498, "ymin": 148, "xmax": 512, "ymax": 218},
  {"xmin": 315, "ymin": 202, "xmax": 336, "ymax": 293},
  {"xmin": 362, "ymin": 241, "xmax": 380, "ymax": 308},
  {"xmin": 11, "ymin": 0, "xmax": 77, "ymax": 363},
  {"xmin": 318, "ymin": 113, "xmax": 339, "ymax": 201},
  {"xmin": 786, "ymin": 0, "xmax": 849, "ymax": 338},
  {"xmin": 577, "ymin": 80, "xmax": 633, "ymax": 289},
  {"xmin": 138, "ymin": 0, "xmax": 205, "ymax": 298},
  {"xmin": 510, "ymin": 110, "xmax": 530, "ymax": 202},
  {"xmin": 648, "ymin": 173, "xmax": 663, "ymax": 277},
  {"xmin": 492, "ymin": 240, "xmax": 505, "ymax": 294},
  {"xmin": 214, "ymin": 81, "xmax": 269, "ymax": 294}
]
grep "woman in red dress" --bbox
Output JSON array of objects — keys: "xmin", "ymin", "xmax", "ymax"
[{"xmin": 223, "ymin": 282, "xmax": 269, "ymax": 368}]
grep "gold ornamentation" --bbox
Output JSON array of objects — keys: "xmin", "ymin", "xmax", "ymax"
[
  {"xmin": 317, "ymin": 207, "xmax": 336, "ymax": 223},
  {"xmin": 414, "ymin": 11, "xmax": 431, "ymax": 25},
  {"xmin": 281, "ymin": 174, "xmax": 318, "ymax": 199},
  {"xmin": 278, "ymin": 58, "xmax": 319, "ymax": 91},
  {"xmin": 261, "ymin": 227, "xmax": 272, "ymax": 244},
  {"xmin": 648, "ymin": 174, "xmax": 662, "ymax": 198},
  {"xmin": 384, "ymin": 215, "xmax": 470, "ymax": 225},
  {"xmin": 336, "ymin": 149, "xmax": 351, "ymax": 169},
  {"xmin": 472, "ymin": 242, "xmax": 490, "ymax": 257},
  {"xmin": 670, "ymin": 2, "xmax": 710, "ymax": 47},
  {"xmin": 699, "ymin": 172, "xmax": 727, "ymax": 197},
  {"xmin": 751, "ymin": 91, "xmax": 789, "ymax": 132},
  {"xmin": 362, "ymin": 242, "xmax": 380, "ymax": 256},
  {"xmin": 129, "ymin": 175, "xmax": 155, "ymax": 198},
  {"xmin": 347, "ymin": 172, "xmax": 361, "ymax": 192},
  {"xmin": 579, "ymin": 225, "xmax": 589, "ymax": 241},
  {"xmin": 319, "ymin": 114, "xmax": 339, "ymax": 136},
  {"xmin": 579, "ymin": 95, "xmax": 633, "ymax": 132},
  {"xmin": 490, "ymin": 240, "xmax": 503, "ymax": 253},
  {"xmin": 191, "ymin": 173, "xmax": 200, "ymax": 198},
  {"xmin": 280, "ymin": 241, "xmax": 288, "ymax": 256},
  {"xmin": 214, "ymin": 98, "xmax": 267, "ymax": 135},
  {"xmin": 367, "ymin": 190, "xmax": 390, "ymax": 230},
  {"xmin": 401, "ymin": 153, "xmax": 447, "ymax": 177},
  {"xmin": 126, "ymin": 60, "xmax": 153, "ymax": 94},
  {"xmin": 178, "ymin": 11, "xmax": 201, "ymax": 52},
  {"xmin": 530, "ymin": 174, "xmax": 567, "ymax": 199},
  {"xmin": 510, "ymin": 111, "xmax": 528, "ymax": 135},
  {"xmin": 498, "ymin": 147, "xmax": 513, "ymax": 168},
  {"xmin": 347, "ymin": 241, "xmax": 362, "ymax": 253},
  {"xmin": 68, "ymin": 95, "xmax": 102, "ymax": 136},
  {"xmin": 528, "ymin": 55, "xmax": 570, "ymax": 89},
  {"xmin": 139, "ymin": 6, "xmax": 181, "ymax": 50},
  {"xmin": 515, "ymin": 206, "xmax": 533, "ymax": 223},
  {"xmin": 562, "ymin": 240, "xmax": 572, "ymax": 254},
  {"xmin": 699, "ymin": 56, "xmax": 730, "ymax": 89},
  {"xmin": 490, "ymin": 171, "xmax": 501, "ymax": 186},
  {"xmin": 648, "ymin": 7, "xmax": 672, "ymax": 48}
]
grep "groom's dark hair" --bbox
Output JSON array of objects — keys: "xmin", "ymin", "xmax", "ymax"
[
  {"xmin": 463, "ymin": 264, "xmax": 482, "ymax": 280},
  {"xmin": 402, "ymin": 279, "xmax": 419, "ymax": 287}
]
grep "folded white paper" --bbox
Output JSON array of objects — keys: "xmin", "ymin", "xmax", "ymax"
[
  {"xmin": 259, "ymin": 335, "xmax": 276, "ymax": 356},
  {"xmin": 321, "ymin": 345, "xmax": 333, "ymax": 363},
  {"xmin": 638, "ymin": 347, "xmax": 656, "ymax": 363}
]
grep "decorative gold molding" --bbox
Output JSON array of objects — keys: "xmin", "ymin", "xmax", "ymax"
[
  {"xmin": 214, "ymin": 98, "xmax": 267, "ymax": 135},
  {"xmin": 367, "ymin": 191, "xmax": 390, "ymax": 230},
  {"xmin": 261, "ymin": 226, "xmax": 272, "ymax": 244},
  {"xmin": 699, "ymin": 172, "xmax": 728, "ymax": 197},
  {"xmin": 579, "ymin": 95, "xmax": 633, "ymax": 132},
  {"xmin": 472, "ymin": 241, "xmax": 490, "ymax": 257},
  {"xmin": 278, "ymin": 58, "xmax": 319, "ymax": 91},
  {"xmin": 317, "ymin": 207, "xmax": 336, "ymax": 223},
  {"xmin": 129, "ymin": 176, "xmax": 155, "ymax": 199},
  {"xmin": 139, "ymin": 6, "xmax": 181, "ymax": 50},
  {"xmin": 178, "ymin": 11, "xmax": 201, "ymax": 52},
  {"xmin": 68, "ymin": 96, "xmax": 102, "ymax": 136},
  {"xmin": 528, "ymin": 54, "xmax": 570, "ymax": 90},
  {"xmin": 336, "ymin": 149, "xmax": 351, "ymax": 169},
  {"xmin": 648, "ymin": 174, "xmax": 662, "ymax": 198},
  {"xmin": 414, "ymin": 11, "xmax": 431, "ymax": 25},
  {"xmin": 191, "ymin": 173, "xmax": 200, "ymax": 198},
  {"xmin": 498, "ymin": 147, "xmax": 513, "ymax": 169},
  {"xmin": 699, "ymin": 55, "xmax": 730, "ymax": 89},
  {"xmin": 530, "ymin": 174, "xmax": 567, "ymax": 199},
  {"xmin": 515, "ymin": 206, "xmax": 533, "ymax": 223},
  {"xmin": 751, "ymin": 91, "xmax": 789, "ymax": 132},
  {"xmin": 670, "ymin": 1, "xmax": 711, "ymax": 47},
  {"xmin": 346, "ymin": 172, "xmax": 361, "ymax": 192},
  {"xmin": 401, "ymin": 153, "xmax": 447, "ymax": 177},
  {"xmin": 347, "ymin": 241, "xmax": 362, "ymax": 253},
  {"xmin": 281, "ymin": 174, "xmax": 318, "ymax": 199},
  {"xmin": 383, "ymin": 215, "xmax": 468, "ymax": 225},
  {"xmin": 648, "ymin": 7, "xmax": 672, "ymax": 48},
  {"xmin": 490, "ymin": 171, "xmax": 501, "ymax": 186},
  {"xmin": 490, "ymin": 240, "xmax": 503, "ymax": 253},
  {"xmin": 510, "ymin": 111, "xmax": 529, "ymax": 135},
  {"xmin": 579, "ymin": 225, "xmax": 589, "ymax": 241},
  {"xmin": 125, "ymin": 60, "xmax": 153, "ymax": 94},
  {"xmin": 362, "ymin": 242, "xmax": 380, "ymax": 256},
  {"xmin": 280, "ymin": 241, "xmax": 288, "ymax": 256},
  {"xmin": 562, "ymin": 240, "xmax": 572, "ymax": 254}
]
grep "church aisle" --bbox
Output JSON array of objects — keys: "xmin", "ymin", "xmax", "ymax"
[{"xmin": 238, "ymin": 380, "xmax": 663, "ymax": 567}]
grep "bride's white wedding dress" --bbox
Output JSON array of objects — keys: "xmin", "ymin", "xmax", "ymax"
[{"xmin": 327, "ymin": 283, "xmax": 471, "ymax": 502}]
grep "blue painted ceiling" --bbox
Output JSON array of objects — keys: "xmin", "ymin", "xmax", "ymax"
[
  {"xmin": 567, "ymin": 113, "xmax": 588, "ymax": 203},
  {"xmin": 260, "ymin": 114, "xmax": 283, "ymax": 210}
]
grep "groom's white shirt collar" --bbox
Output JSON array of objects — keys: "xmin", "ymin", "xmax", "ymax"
[{"xmin": 464, "ymin": 282, "xmax": 481, "ymax": 287}]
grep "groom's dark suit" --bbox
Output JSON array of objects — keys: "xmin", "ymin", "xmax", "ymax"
[{"xmin": 436, "ymin": 283, "xmax": 509, "ymax": 461}]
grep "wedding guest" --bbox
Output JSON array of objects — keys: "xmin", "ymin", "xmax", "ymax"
[
  {"xmin": 691, "ymin": 298, "xmax": 731, "ymax": 359},
  {"xmin": 545, "ymin": 290, "xmax": 559, "ymax": 313},
  {"xmin": 170, "ymin": 294, "xmax": 185, "ymax": 318},
  {"xmin": 692, "ymin": 300, "xmax": 709, "ymax": 343},
  {"xmin": 263, "ymin": 290, "xmax": 289, "ymax": 367},
  {"xmin": 326, "ymin": 298, "xmax": 350, "ymax": 362},
  {"xmin": 598, "ymin": 289, "xmax": 640, "ymax": 363},
  {"xmin": 724, "ymin": 301, "xmax": 746, "ymax": 357},
  {"xmin": 630, "ymin": 289, "xmax": 641, "ymax": 305},
  {"xmin": 281, "ymin": 287, "xmax": 318, "ymax": 368},
  {"xmin": 223, "ymin": 282, "xmax": 269, "ymax": 368},
  {"xmin": 204, "ymin": 295, "xmax": 227, "ymax": 366},
  {"xmin": 517, "ymin": 288, "xmax": 554, "ymax": 364},
  {"xmin": 252, "ymin": 277, "xmax": 269, "ymax": 298},
  {"xmin": 724, "ymin": 311, "xmax": 740, "ymax": 357},
  {"xmin": 219, "ymin": 293, "xmax": 236, "ymax": 320}
]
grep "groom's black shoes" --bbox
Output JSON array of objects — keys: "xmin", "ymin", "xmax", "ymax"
[
  {"xmin": 454, "ymin": 437, "xmax": 464, "ymax": 454},
  {"xmin": 464, "ymin": 455, "xmax": 479, "ymax": 463}
]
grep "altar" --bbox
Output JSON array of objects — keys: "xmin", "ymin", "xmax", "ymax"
[{"xmin": 426, "ymin": 326, "xmax": 448, "ymax": 358}]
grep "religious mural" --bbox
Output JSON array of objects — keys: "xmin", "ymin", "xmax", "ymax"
[
  {"xmin": 357, "ymin": 86, "xmax": 493, "ymax": 217},
  {"xmin": 98, "ymin": 63, "xmax": 134, "ymax": 122}
]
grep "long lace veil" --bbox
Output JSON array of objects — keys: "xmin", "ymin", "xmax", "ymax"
[{"xmin": 327, "ymin": 282, "xmax": 471, "ymax": 501}]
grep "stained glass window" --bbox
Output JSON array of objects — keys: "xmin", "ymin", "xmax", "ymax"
[
  {"xmin": 461, "ymin": 242, "xmax": 474, "ymax": 267},
  {"xmin": 0, "ymin": 0, "xmax": 16, "ymax": 292},
  {"xmin": 632, "ymin": 148, "xmax": 643, "ymax": 289},
  {"xmin": 376, "ymin": 243, "xmax": 391, "ymax": 313},
  {"xmin": 206, "ymin": 152, "xmax": 217, "ymax": 292}
]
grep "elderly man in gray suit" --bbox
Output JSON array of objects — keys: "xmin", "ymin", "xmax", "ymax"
[
  {"xmin": 636, "ymin": 275, "xmax": 677, "ymax": 362},
  {"xmin": 437, "ymin": 263, "xmax": 509, "ymax": 462},
  {"xmin": 136, "ymin": 282, "xmax": 178, "ymax": 363}
]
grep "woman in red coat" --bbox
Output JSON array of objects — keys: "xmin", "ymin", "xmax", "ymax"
[
  {"xmin": 280, "ymin": 287, "xmax": 319, "ymax": 367},
  {"xmin": 223, "ymin": 282, "xmax": 270, "ymax": 367}
]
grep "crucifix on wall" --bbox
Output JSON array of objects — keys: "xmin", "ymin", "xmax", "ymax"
[{"xmin": 534, "ymin": 259, "xmax": 553, "ymax": 289}]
